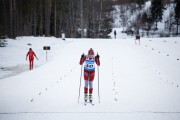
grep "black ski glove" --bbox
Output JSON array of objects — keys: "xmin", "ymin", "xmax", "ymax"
[
  {"xmin": 96, "ymin": 54, "xmax": 100, "ymax": 59},
  {"xmin": 81, "ymin": 53, "xmax": 84, "ymax": 59}
]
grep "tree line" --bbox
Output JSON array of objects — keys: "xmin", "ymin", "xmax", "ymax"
[
  {"xmin": 136, "ymin": 0, "xmax": 180, "ymax": 35},
  {"xmin": 0, "ymin": 0, "xmax": 114, "ymax": 39},
  {"xmin": 1, "ymin": 0, "xmax": 180, "ymax": 39},
  {"xmin": 113, "ymin": 0, "xmax": 180, "ymax": 36}
]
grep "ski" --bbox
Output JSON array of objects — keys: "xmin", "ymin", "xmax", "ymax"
[
  {"xmin": 90, "ymin": 102, "xmax": 94, "ymax": 106},
  {"xmin": 84, "ymin": 101, "xmax": 94, "ymax": 106},
  {"xmin": 84, "ymin": 100, "xmax": 87, "ymax": 105}
]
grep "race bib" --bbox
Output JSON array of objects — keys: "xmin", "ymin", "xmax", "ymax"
[{"xmin": 84, "ymin": 56, "xmax": 95, "ymax": 71}]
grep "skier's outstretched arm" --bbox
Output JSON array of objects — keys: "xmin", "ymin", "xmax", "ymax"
[
  {"xmin": 33, "ymin": 52, "xmax": 39, "ymax": 60},
  {"xmin": 26, "ymin": 52, "xmax": 29, "ymax": 60}
]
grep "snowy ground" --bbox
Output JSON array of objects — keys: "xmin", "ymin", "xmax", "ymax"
[
  {"xmin": 0, "ymin": 36, "xmax": 67, "ymax": 79},
  {"xmin": 0, "ymin": 31, "xmax": 180, "ymax": 120}
]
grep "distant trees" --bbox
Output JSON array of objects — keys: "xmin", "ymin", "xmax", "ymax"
[
  {"xmin": 117, "ymin": 0, "xmax": 179, "ymax": 36},
  {"xmin": 140, "ymin": 11, "xmax": 153, "ymax": 35},
  {"xmin": 130, "ymin": 0, "xmax": 145, "ymax": 9},
  {"xmin": 1, "ymin": 0, "xmax": 180, "ymax": 38},
  {"xmin": 0, "ymin": 0, "xmax": 114, "ymax": 38},
  {"xmin": 117, "ymin": 0, "xmax": 146, "ymax": 33},
  {"xmin": 150, "ymin": 0, "xmax": 165, "ymax": 30},
  {"xmin": 1, "ymin": 0, "xmax": 71, "ymax": 38},
  {"xmin": 174, "ymin": 0, "xmax": 180, "ymax": 35},
  {"xmin": 0, "ymin": 0, "xmax": 6, "ymax": 36},
  {"xmin": 76, "ymin": 0, "xmax": 113, "ymax": 38},
  {"xmin": 99, "ymin": 0, "xmax": 114, "ymax": 38}
]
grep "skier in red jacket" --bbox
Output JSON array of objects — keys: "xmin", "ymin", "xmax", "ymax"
[
  {"xmin": 26, "ymin": 48, "xmax": 38, "ymax": 70},
  {"xmin": 79, "ymin": 48, "xmax": 100, "ymax": 102}
]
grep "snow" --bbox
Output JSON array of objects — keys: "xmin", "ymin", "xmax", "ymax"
[
  {"xmin": 1, "ymin": 1, "xmax": 180, "ymax": 119},
  {"xmin": 0, "ymin": 36, "xmax": 66, "ymax": 79},
  {"xmin": 0, "ymin": 30, "xmax": 180, "ymax": 120},
  {"xmin": 112, "ymin": 1, "xmax": 179, "ymax": 38}
]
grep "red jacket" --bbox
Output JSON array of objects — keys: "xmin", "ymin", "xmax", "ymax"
[
  {"xmin": 79, "ymin": 55, "xmax": 100, "ymax": 66},
  {"xmin": 26, "ymin": 51, "xmax": 37, "ymax": 61}
]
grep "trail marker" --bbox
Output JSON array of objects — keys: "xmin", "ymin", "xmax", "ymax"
[{"xmin": 43, "ymin": 46, "xmax": 50, "ymax": 61}]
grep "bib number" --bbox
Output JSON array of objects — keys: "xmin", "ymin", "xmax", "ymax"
[{"xmin": 85, "ymin": 64, "xmax": 94, "ymax": 68}]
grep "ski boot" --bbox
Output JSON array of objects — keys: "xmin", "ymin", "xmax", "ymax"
[
  {"xmin": 89, "ymin": 94, "xmax": 93, "ymax": 103},
  {"xmin": 84, "ymin": 93, "xmax": 88, "ymax": 102}
]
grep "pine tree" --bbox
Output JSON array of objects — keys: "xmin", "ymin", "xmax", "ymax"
[
  {"xmin": 101, "ymin": 17, "xmax": 113, "ymax": 38},
  {"xmin": 0, "ymin": 0, "xmax": 6, "ymax": 36},
  {"xmin": 150, "ymin": 0, "xmax": 165, "ymax": 30},
  {"xmin": 174, "ymin": 0, "xmax": 180, "ymax": 35},
  {"xmin": 99, "ymin": 0, "xmax": 113, "ymax": 38}
]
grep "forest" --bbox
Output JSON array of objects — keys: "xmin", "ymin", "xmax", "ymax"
[{"xmin": 0, "ymin": 0, "xmax": 180, "ymax": 39}]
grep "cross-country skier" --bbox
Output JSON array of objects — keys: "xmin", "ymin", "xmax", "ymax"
[
  {"xmin": 114, "ymin": 30, "xmax": 117, "ymax": 39},
  {"xmin": 26, "ymin": 48, "xmax": 38, "ymax": 70},
  {"xmin": 79, "ymin": 48, "xmax": 100, "ymax": 102}
]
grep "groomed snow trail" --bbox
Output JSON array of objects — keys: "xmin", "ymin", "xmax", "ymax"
[{"xmin": 0, "ymin": 39, "xmax": 180, "ymax": 120}]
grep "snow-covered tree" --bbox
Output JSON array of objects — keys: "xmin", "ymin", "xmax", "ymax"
[
  {"xmin": 150, "ymin": 0, "xmax": 165, "ymax": 30},
  {"xmin": 174, "ymin": 0, "xmax": 180, "ymax": 35}
]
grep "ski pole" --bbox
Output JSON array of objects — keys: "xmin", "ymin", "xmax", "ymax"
[
  {"xmin": 78, "ymin": 65, "xmax": 83, "ymax": 103},
  {"xmin": 98, "ymin": 65, "xmax": 100, "ymax": 103}
]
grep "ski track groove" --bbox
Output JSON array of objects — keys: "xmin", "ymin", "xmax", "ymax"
[
  {"xmin": 1, "ymin": 111, "xmax": 180, "ymax": 114},
  {"xmin": 30, "ymin": 65, "xmax": 78, "ymax": 102}
]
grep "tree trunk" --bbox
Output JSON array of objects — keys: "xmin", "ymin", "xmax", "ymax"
[
  {"xmin": 92, "ymin": 0, "xmax": 95, "ymax": 38},
  {"xmin": 9, "ymin": 0, "xmax": 13, "ymax": 38},
  {"xmin": 33, "ymin": 0, "xmax": 37, "ymax": 36},
  {"xmin": 9, "ymin": 0, "xmax": 16, "ymax": 38},
  {"xmin": 80, "ymin": 0, "xmax": 84, "ymax": 38},
  {"xmin": 155, "ymin": 21, "xmax": 158, "ymax": 30},
  {"xmin": 59, "ymin": 10, "xmax": 62, "ymax": 37},
  {"xmin": 12, "ymin": 0, "xmax": 16, "ymax": 38},
  {"xmin": 98, "ymin": 0, "xmax": 103, "ymax": 38},
  {"xmin": 177, "ymin": 20, "xmax": 179, "ymax": 35},
  {"xmin": 69, "ymin": 0, "xmax": 74, "ymax": 38},
  {"xmin": 45, "ymin": 0, "xmax": 51, "ymax": 37},
  {"xmin": 39, "ymin": 0, "xmax": 43, "ymax": 36},
  {"xmin": 2, "ymin": 0, "xmax": 7, "ymax": 36},
  {"xmin": 54, "ymin": 0, "xmax": 57, "ymax": 37}
]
